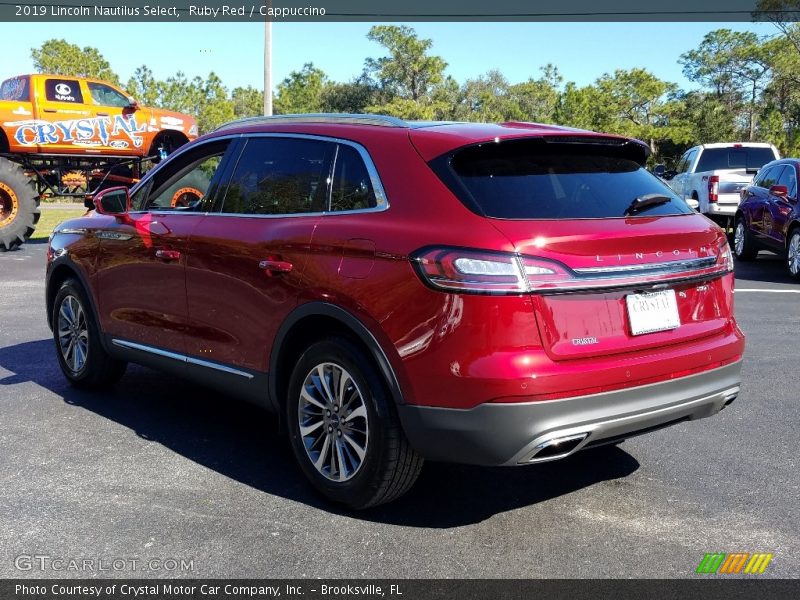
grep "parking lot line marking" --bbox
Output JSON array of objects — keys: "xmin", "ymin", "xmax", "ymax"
[{"xmin": 734, "ymin": 288, "xmax": 800, "ymax": 293}]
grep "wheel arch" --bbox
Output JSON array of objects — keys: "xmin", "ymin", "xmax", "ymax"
[
  {"xmin": 269, "ymin": 303, "xmax": 405, "ymax": 413},
  {"xmin": 0, "ymin": 128, "xmax": 9, "ymax": 153},
  {"xmin": 148, "ymin": 130, "xmax": 190, "ymax": 158},
  {"xmin": 787, "ymin": 220, "xmax": 800, "ymax": 249},
  {"xmin": 46, "ymin": 259, "xmax": 100, "ymax": 335}
]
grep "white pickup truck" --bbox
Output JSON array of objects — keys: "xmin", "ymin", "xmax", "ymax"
[{"xmin": 663, "ymin": 142, "xmax": 780, "ymax": 227}]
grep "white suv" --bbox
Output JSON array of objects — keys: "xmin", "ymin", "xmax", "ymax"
[{"xmin": 665, "ymin": 143, "xmax": 780, "ymax": 226}]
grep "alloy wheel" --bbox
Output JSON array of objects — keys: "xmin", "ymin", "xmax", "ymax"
[
  {"xmin": 297, "ymin": 362, "xmax": 369, "ymax": 482},
  {"xmin": 734, "ymin": 221, "xmax": 745, "ymax": 256},
  {"xmin": 789, "ymin": 232, "xmax": 800, "ymax": 277},
  {"xmin": 57, "ymin": 295, "xmax": 89, "ymax": 374}
]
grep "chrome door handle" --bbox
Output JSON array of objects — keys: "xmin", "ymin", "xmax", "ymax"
[
  {"xmin": 259, "ymin": 259, "xmax": 293, "ymax": 274},
  {"xmin": 155, "ymin": 249, "xmax": 181, "ymax": 261}
]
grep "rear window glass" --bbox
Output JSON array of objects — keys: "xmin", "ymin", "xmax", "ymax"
[
  {"xmin": 439, "ymin": 140, "xmax": 692, "ymax": 219},
  {"xmin": 0, "ymin": 77, "xmax": 30, "ymax": 101},
  {"xmin": 695, "ymin": 147, "xmax": 776, "ymax": 172}
]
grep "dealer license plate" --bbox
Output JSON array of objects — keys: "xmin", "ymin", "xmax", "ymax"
[{"xmin": 625, "ymin": 289, "xmax": 680, "ymax": 336}]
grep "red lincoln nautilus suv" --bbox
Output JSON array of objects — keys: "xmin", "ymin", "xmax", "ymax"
[{"xmin": 46, "ymin": 114, "xmax": 744, "ymax": 508}]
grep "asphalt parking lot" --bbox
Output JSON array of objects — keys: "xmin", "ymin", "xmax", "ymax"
[{"xmin": 1, "ymin": 236, "xmax": 798, "ymax": 579}]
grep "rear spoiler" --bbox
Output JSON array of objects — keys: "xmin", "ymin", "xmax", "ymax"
[{"xmin": 540, "ymin": 135, "xmax": 651, "ymax": 166}]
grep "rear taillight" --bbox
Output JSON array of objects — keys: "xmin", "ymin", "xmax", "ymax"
[
  {"xmin": 411, "ymin": 247, "xmax": 572, "ymax": 294},
  {"xmin": 708, "ymin": 175, "xmax": 719, "ymax": 203},
  {"xmin": 411, "ymin": 243, "xmax": 734, "ymax": 295},
  {"xmin": 718, "ymin": 239, "xmax": 734, "ymax": 272}
]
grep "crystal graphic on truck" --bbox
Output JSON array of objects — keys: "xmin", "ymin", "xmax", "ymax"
[{"xmin": 9, "ymin": 115, "xmax": 146, "ymax": 148}]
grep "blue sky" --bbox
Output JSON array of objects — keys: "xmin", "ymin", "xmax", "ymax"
[{"xmin": 0, "ymin": 21, "xmax": 779, "ymax": 93}]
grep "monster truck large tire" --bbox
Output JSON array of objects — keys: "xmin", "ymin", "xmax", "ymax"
[
  {"xmin": 161, "ymin": 171, "xmax": 210, "ymax": 208},
  {"xmin": 0, "ymin": 158, "xmax": 39, "ymax": 252}
]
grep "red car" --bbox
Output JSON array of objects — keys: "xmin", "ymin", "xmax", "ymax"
[{"xmin": 46, "ymin": 115, "xmax": 744, "ymax": 508}]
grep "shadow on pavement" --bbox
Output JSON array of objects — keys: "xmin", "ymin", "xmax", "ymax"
[
  {"xmin": 734, "ymin": 252, "xmax": 797, "ymax": 286},
  {"xmin": 0, "ymin": 338, "xmax": 640, "ymax": 528}
]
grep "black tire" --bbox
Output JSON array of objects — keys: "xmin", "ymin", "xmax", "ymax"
[
  {"xmin": 786, "ymin": 227, "xmax": 800, "ymax": 281},
  {"xmin": 0, "ymin": 157, "xmax": 39, "ymax": 251},
  {"xmin": 286, "ymin": 337, "xmax": 423, "ymax": 509},
  {"xmin": 160, "ymin": 170, "xmax": 209, "ymax": 208},
  {"xmin": 52, "ymin": 278, "xmax": 127, "ymax": 389},
  {"xmin": 733, "ymin": 216, "xmax": 758, "ymax": 261}
]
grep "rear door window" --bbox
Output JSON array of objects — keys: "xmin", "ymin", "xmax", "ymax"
[
  {"xmin": 221, "ymin": 137, "xmax": 334, "ymax": 215},
  {"xmin": 754, "ymin": 165, "xmax": 783, "ymax": 190},
  {"xmin": 695, "ymin": 147, "xmax": 776, "ymax": 172},
  {"xmin": 436, "ymin": 139, "xmax": 692, "ymax": 219}
]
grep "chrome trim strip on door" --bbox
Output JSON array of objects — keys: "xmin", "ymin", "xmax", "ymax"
[{"xmin": 111, "ymin": 339, "xmax": 254, "ymax": 379}]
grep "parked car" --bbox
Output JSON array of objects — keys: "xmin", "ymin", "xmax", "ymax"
[
  {"xmin": 734, "ymin": 158, "xmax": 800, "ymax": 279},
  {"xmin": 46, "ymin": 115, "xmax": 745, "ymax": 508},
  {"xmin": 662, "ymin": 143, "xmax": 780, "ymax": 227}
]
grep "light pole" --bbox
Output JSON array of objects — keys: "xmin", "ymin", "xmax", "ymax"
[{"xmin": 264, "ymin": 14, "xmax": 272, "ymax": 116}]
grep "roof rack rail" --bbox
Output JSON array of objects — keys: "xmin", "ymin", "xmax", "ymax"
[{"xmin": 214, "ymin": 113, "xmax": 409, "ymax": 132}]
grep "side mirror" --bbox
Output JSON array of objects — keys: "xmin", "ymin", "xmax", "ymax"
[
  {"xmin": 686, "ymin": 197, "xmax": 700, "ymax": 210},
  {"xmin": 652, "ymin": 164, "xmax": 666, "ymax": 178},
  {"xmin": 769, "ymin": 184, "xmax": 789, "ymax": 198},
  {"xmin": 126, "ymin": 97, "xmax": 140, "ymax": 110},
  {"xmin": 93, "ymin": 186, "xmax": 131, "ymax": 216}
]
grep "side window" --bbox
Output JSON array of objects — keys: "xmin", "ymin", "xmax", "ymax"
[
  {"xmin": 130, "ymin": 140, "xmax": 231, "ymax": 211},
  {"xmin": 0, "ymin": 77, "xmax": 30, "ymax": 101},
  {"xmin": 755, "ymin": 166, "xmax": 782, "ymax": 190},
  {"xmin": 777, "ymin": 165, "xmax": 797, "ymax": 198},
  {"xmin": 675, "ymin": 151, "xmax": 689, "ymax": 174},
  {"xmin": 683, "ymin": 149, "xmax": 698, "ymax": 173},
  {"xmin": 330, "ymin": 145, "xmax": 377, "ymax": 211},
  {"xmin": 222, "ymin": 137, "xmax": 333, "ymax": 215},
  {"xmin": 87, "ymin": 82, "xmax": 130, "ymax": 108},
  {"xmin": 44, "ymin": 79, "xmax": 83, "ymax": 103}
]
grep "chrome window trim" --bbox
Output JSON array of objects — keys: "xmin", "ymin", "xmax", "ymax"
[{"xmin": 112, "ymin": 339, "xmax": 254, "ymax": 380}]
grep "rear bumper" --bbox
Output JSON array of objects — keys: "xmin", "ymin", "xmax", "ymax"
[
  {"xmin": 705, "ymin": 198, "xmax": 740, "ymax": 216},
  {"xmin": 398, "ymin": 360, "xmax": 742, "ymax": 466}
]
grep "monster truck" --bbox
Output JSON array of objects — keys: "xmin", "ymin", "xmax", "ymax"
[{"xmin": 0, "ymin": 74, "xmax": 198, "ymax": 250}]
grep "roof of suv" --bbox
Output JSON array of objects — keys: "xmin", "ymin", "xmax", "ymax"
[{"xmin": 208, "ymin": 113, "xmax": 650, "ymax": 162}]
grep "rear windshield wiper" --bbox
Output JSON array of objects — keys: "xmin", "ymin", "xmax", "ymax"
[{"xmin": 624, "ymin": 194, "xmax": 673, "ymax": 216}]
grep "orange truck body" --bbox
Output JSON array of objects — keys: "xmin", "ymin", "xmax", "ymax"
[{"xmin": 0, "ymin": 74, "xmax": 197, "ymax": 157}]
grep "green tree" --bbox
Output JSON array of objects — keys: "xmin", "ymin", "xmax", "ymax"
[
  {"xmin": 454, "ymin": 70, "xmax": 524, "ymax": 122},
  {"xmin": 31, "ymin": 39, "xmax": 119, "ymax": 84},
  {"xmin": 125, "ymin": 66, "xmax": 161, "ymax": 106},
  {"xmin": 193, "ymin": 72, "xmax": 235, "ymax": 132},
  {"xmin": 595, "ymin": 68, "xmax": 686, "ymax": 153},
  {"xmin": 321, "ymin": 77, "xmax": 380, "ymax": 113},
  {"xmin": 231, "ymin": 86, "xmax": 264, "ymax": 119},
  {"xmin": 509, "ymin": 64, "xmax": 563, "ymax": 123},
  {"xmin": 364, "ymin": 25, "xmax": 448, "ymax": 116},
  {"xmin": 274, "ymin": 63, "xmax": 327, "ymax": 114},
  {"xmin": 556, "ymin": 82, "xmax": 606, "ymax": 131},
  {"xmin": 680, "ymin": 29, "xmax": 773, "ymax": 139}
]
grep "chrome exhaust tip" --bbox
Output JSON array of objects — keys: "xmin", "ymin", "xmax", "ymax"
[{"xmin": 525, "ymin": 432, "xmax": 590, "ymax": 463}]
